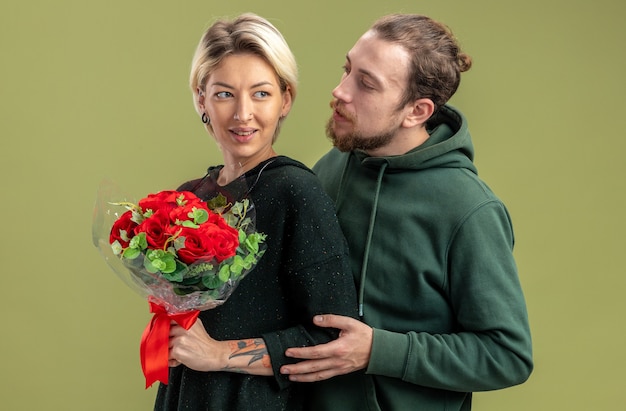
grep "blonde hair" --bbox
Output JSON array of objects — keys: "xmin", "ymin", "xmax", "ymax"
[{"xmin": 189, "ymin": 13, "xmax": 298, "ymax": 138}]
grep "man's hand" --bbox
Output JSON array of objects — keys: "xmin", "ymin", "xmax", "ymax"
[{"xmin": 280, "ymin": 314, "xmax": 373, "ymax": 382}]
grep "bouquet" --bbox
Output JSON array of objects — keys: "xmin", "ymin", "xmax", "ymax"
[{"xmin": 92, "ymin": 181, "xmax": 266, "ymax": 387}]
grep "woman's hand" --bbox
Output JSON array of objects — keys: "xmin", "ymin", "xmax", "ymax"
[
  {"xmin": 168, "ymin": 318, "xmax": 273, "ymax": 376},
  {"xmin": 168, "ymin": 318, "xmax": 229, "ymax": 371}
]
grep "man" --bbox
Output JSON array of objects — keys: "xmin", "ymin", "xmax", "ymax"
[{"xmin": 280, "ymin": 14, "xmax": 533, "ymax": 410}]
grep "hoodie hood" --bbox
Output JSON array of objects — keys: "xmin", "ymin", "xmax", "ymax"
[{"xmin": 354, "ymin": 104, "xmax": 477, "ymax": 175}]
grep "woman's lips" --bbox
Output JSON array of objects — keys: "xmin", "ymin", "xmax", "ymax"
[{"xmin": 230, "ymin": 129, "xmax": 256, "ymax": 142}]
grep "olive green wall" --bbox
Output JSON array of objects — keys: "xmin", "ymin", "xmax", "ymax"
[{"xmin": 2, "ymin": 0, "xmax": 624, "ymax": 409}]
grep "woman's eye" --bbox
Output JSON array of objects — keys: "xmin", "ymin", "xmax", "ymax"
[
  {"xmin": 216, "ymin": 91, "xmax": 232, "ymax": 98},
  {"xmin": 342, "ymin": 64, "xmax": 350, "ymax": 74},
  {"xmin": 254, "ymin": 91, "xmax": 269, "ymax": 98}
]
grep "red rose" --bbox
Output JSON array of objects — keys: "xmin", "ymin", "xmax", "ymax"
[
  {"xmin": 176, "ymin": 220, "xmax": 239, "ymax": 264},
  {"xmin": 207, "ymin": 210, "xmax": 235, "ymax": 230},
  {"xmin": 169, "ymin": 202, "xmax": 211, "ymax": 225},
  {"xmin": 134, "ymin": 209, "xmax": 172, "ymax": 249},
  {"xmin": 199, "ymin": 219, "xmax": 239, "ymax": 262},
  {"xmin": 139, "ymin": 190, "xmax": 202, "ymax": 218},
  {"xmin": 176, "ymin": 226, "xmax": 218, "ymax": 264},
  {"xmin": 109, "ymin": 210, "xmax": 138, "ymax": 248}
]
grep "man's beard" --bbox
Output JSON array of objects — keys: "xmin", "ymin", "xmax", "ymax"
[{"xmin": 326, "ymin": 116, "xmax": 397, "ymax": 153}]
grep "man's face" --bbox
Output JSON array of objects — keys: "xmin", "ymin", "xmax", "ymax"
[{"xmin": 327, "ymin": 31, "xmax": 411, "ymax": 153}]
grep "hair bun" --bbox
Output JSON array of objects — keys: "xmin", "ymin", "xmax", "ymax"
[{"xmin": 458, "ymin": 52, "xmax": 473, "ymax": 72}]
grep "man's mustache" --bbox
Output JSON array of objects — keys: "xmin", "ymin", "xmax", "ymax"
[{"xmin": 329, "ymin": 99, "xmax": 354, "ymax": 122}]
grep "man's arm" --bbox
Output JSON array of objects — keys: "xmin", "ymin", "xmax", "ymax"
[{"xmin": 283, "ymin": 203, "xmax": 533, "ymax": 390}]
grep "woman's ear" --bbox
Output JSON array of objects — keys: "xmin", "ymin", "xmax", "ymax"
[
  {"xmin": 402, "ymin": 98, "xmax": 435, "ymax": 128},
  {"xmin": 196, "ymin": 87, "xmax": 206, "ymax": 114},
  {"xmin": 280, "ymin": 86, "xmax": 293, "ymax": 118}
]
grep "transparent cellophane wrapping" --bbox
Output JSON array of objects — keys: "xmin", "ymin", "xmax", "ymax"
[{"xmin": 91, "ymin": 179, "xmax": 266, "ymax": 314}]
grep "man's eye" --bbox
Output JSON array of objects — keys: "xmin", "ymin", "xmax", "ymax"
[{"xmin": 361, "ymin": 80, "xmax": 375, "ymax": 90}]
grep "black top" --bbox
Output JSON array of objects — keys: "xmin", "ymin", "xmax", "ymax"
[{"xmin": 154, "ymin": 156, "xmax": 358, "ymax": 411}]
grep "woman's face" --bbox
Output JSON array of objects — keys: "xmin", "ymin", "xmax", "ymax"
[{"xmin": 199, "ymin": 53, "xmax": 292, "ymax": 169}]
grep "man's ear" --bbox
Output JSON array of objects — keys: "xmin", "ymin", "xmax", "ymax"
[{"xmin": 402, "ymin": 98, "xmax": 435, "ymax": 128}]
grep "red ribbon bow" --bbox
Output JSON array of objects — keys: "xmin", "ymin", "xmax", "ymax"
[{"xmin": 140, "ymin": 299, "xmax": 200, "ymax": 388}]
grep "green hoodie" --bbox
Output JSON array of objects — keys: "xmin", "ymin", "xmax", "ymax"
[{"xmin": 311, "ymin": 105, "xmax": 533, "ymax": 410}]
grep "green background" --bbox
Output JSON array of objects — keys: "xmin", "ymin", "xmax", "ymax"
[{"xmin": 2, "ymin": 0, "xmax": 624, "ymax": 409}]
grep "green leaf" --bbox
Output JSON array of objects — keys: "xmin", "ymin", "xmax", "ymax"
[
  {"xmin": 243, "ymin": 253, "xmax": 257, "ymax": 268},
  {"xmin": 163, "ymin": 256, "xmax": 177, "ymax": 273},
  {"xmin": 173, "ymin": 286, "xmax": 191, "ymax": 296},
  {"xmin": 191, "ymin": 207, "xmax": 209, "ymax": 224},
  {"xmin": 111, "ymin": 240, "xmax": 123, "ymax": 256},
  {"xmin": 229, "ymin": 255, "xmax": 245, "ymax": 275},
  {"xmin": 151, "ymin": 258, "xmax": 167, "ymax": 271},
  {"xmin": 244, "ymin": 238, "xmax": 258, "ymax": 254},
  {"xmin": 206, "ymin": 193, "xmax": 227, "ymax": 212},
  {"xmin": 161, "ymin": 267, "xmax": 184, "ymax": 282},
  {"xmin": 129, "ymin": 232, "xmax": 148, "ymax": 250},
  {"xmin": 244, "ymin": 232, "xmax": 266, "ymax": 254},
  {"xmin": 143, "ymin": 257, "xmax": 159, "ymax": 274},
  {"xmin": 230, "ymin": 201, "xmax": 244, "ymax": 217},
  {"xmin": 180, "ymin": 275, "xmax": 202, "ymax": 285},
  {"xmin": 130, "ymin": 209, "xmax": 144, "ymax": 224},
  {"xmin": 182, "ymin": 220, "xmax": 199, "ymax": 228},
  {"xmin": 173, "ymin": 236, "xmax": 186, "ymax": 251},
  {"xmin": 207, "ymin": 289, "xmax": 221, "ymax": 300},
  {"xmin": 202, "ymin": 273, "xmax": 223, "ymax": 289},
  {"xmin": 218, "ymin": 264, "xmax": 231, "ymax": 282},
  {"xmin": 144, "ymin": 249, "xmax": 178, "ymax": 274},
  {"xmin": 239, "ymin": 217, "xmax": 252, "ymax": 231},
  {"xmin": 123, "ymin": 247, "xmax": 141, "ymax": 260},
  {"xmin": 176, "ymin": 193, "xmax": 188, "ymax": 206},
  {"xmin": 119, "ymin": 229, "xmax": 131, "ymax": 243},
  {"xmin": 223, "ymin": 213, "xmax": 238, "ymax": 227}
]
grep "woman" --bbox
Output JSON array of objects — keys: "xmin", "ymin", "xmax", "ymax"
[{"xmin": 154, "ymin": 13, "xmax": 358, "ymax": 411}]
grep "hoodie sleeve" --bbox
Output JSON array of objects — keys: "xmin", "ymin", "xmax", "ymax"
[{"xmin": 367, "ymin": 200, "xmax": 533, "ymax": 392}]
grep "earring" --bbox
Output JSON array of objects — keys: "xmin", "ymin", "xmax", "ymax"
[{"xmin": 201, "ymin": 113, "xmax": 210, "ymax": 124}]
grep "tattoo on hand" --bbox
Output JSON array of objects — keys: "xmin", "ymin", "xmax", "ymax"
[{"xmin": 227, "ymin": 338, "xmax": 271, "ymax": 371}]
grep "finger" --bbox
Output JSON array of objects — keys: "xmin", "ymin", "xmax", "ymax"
[
  {"xmin": 280, "ymin": 358, "xmax": 335, "ymax": 376},
  {"xmin": 312, "ymin": 314, "xmax": 359, "ymax": 331},
  {"xmin": 287, "ymin": 369, "xmax": 340, "ymax": 383},
  {"xmin": 285, "ymin": 340, "xmax": 338, "ymax": 359},
  {"xmin": 169, "ymin": 324, "xmax": 182, "ymax": 337}
]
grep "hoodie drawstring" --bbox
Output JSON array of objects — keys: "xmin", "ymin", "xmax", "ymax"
[{"xmin": 358, "ymin": 161, "xmax": 388, "ymax": 317}]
